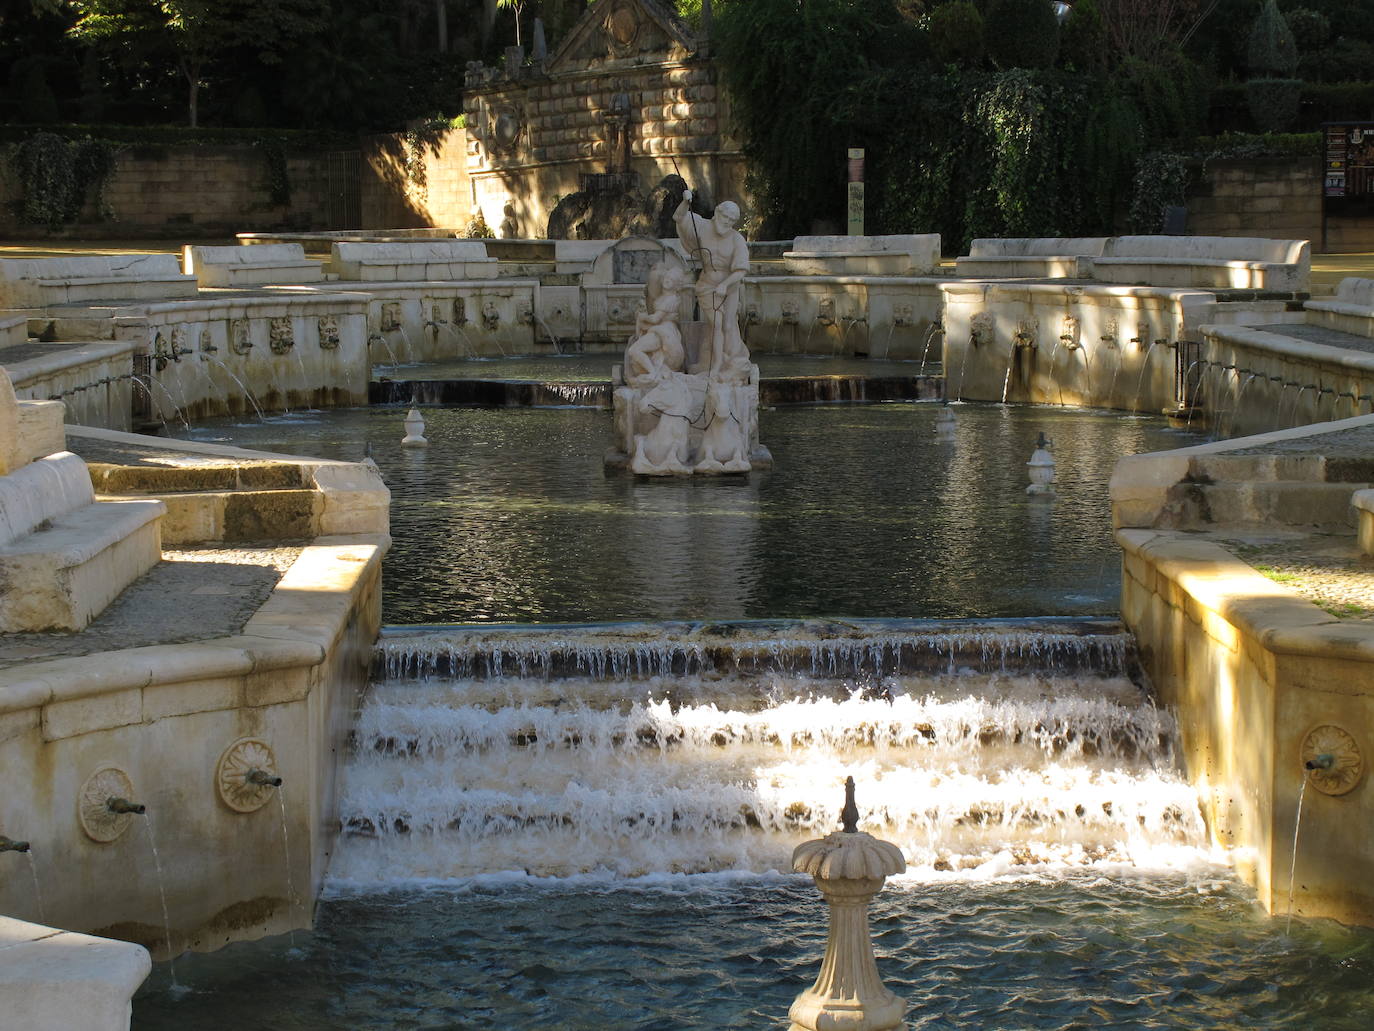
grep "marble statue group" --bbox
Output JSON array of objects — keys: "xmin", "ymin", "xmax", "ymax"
[{"xmin": 611, "ymin": 188, "xmax": 768, "ymax": 475}]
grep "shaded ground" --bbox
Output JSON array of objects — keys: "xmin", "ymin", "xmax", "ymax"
[{"xmin": 0, "ymin": 543, "xmax": 303, "ymax": 670}]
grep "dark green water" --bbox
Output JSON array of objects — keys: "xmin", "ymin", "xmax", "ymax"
[
  {"xmin": 171, "ymin": 401, "xmax": 1205, "ymax": 624},
  {"xmin": 134, "ymin": 878, "xmax": 1374, "ymax": 1030}
]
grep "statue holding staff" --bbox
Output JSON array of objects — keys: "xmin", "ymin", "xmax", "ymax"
[{"xmin": 673, "ymin": 189, "xmax": 751, "ymax": 381}]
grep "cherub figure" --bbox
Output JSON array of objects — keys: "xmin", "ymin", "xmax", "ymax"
[{"xmin": 623, "ymin": 262, "xmax": 688, "ymax": 390}]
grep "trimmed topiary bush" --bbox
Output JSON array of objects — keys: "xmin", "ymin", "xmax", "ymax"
[
  {"xmin": 1247, "ymin": 0, "xmax": 1297, "ymax": 77},
  {"xmin": 983, "ymin": 0, "xmax": 1059, "ymax": 71},
  {"xmin": 1246, "ymin": 77, "xmax": 1303, "ymax": 133},
  {"xmin": 927, "ymin": 2, "xmax": 985, "ymax": 68}
]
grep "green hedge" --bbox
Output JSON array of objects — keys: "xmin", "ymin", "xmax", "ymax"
[{"xmin": 0, "ymin": 123, "xmax": 357, "ymax": 149}]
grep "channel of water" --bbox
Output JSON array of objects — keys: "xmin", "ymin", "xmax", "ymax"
[{"xmin": 133, "ymin": 363, "xmax": 1374, "ymax": 1028}]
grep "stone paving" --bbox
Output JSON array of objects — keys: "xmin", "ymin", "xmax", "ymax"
[
  {"xmin": 1213, "ymin": 529, "xmax": 1374, "ymax": 621},
  {"xmin": 0, "ymin": 543, "xmax": 303, "ymax": 670}
]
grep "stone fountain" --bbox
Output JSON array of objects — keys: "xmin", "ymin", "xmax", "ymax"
[
  {"xmin": 606, "ymin": 188, "xmax": 772, "ymax": 475},
  {"xmin": 789, "ymin": 777, "xmax": 907, "ymax": 1031}
]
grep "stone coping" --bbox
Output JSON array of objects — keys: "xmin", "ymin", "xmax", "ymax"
[
  {"xmin": 0, "ymin": 533, "xmax": 386, "ymax": 716},
  {"xmin": 2, "ymin": 340, "xmax": 135, "ymax": 385},
  {"xmin": 1202, "ymin": 323, "xmax": 1374, "ymax": 373},
  {"xmin": 940, "ymin": 280, "xmax": 1213, "ymax": 304},
  {"xmin": 293, "ymin": 278, "xmax": 540, "ymax": 293},
  {"xmin": 1118, "ymin": 527, "xmax": 1374, "ymax": 666},
  {"xmin": 0, "ymin": 915, "xmax": 151, "ymax": 1031}
]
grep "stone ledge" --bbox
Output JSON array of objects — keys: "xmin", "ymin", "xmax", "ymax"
[
  {"xmin": 0, "ymin": 536, "xmax": 385, "ymax": 730},
  {"xmin": 0, "ymin": 916, "xmax": 150, "ymax": 1031}
]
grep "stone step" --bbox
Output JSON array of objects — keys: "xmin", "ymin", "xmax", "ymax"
[
  {"xmin": 0, "ymin": 497, "xmax": 163, "ymax": 631},
  {"xmin": 1162, "ymin": 480, "xmax": 1363, "ymax": 531}
]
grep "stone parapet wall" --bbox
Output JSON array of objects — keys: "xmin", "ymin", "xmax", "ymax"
[
  {"xmin": 0, "ymin": 146, "xmax": 343, "ymax": 237},
  {"xmin": 1187, "ymin": 156, "xmax": 1374, "ymax": 253}
]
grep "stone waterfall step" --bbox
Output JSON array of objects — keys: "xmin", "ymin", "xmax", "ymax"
[
  {"xmin": 1162, "ymin": 480, "xmax": 1366, "ymax": 531},
  {"xmin": 368, "ymin": 374, "xmax": 943, "ymax": 408},
  {"xmin": 330, "ymin": 620, "xmax": 1213, "ymax": 886}
]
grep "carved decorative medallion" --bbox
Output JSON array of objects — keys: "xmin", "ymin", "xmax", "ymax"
[
  {"xmin": 216, "ymin": 738, "xmax": 281, "ymax": 814},
  {"xmin": 482, "ymin": 301, "xmax": 501, "ymax": 331},
  {"xmin": 453, "ymin": 298, "xmax": 468, "ymax": 326},
  {"xmin": 1302, "ymin": 725, "xmax": 1363, "ymax": 796},
  {"xmin": 380, "ymin": 302, "xmax": 403, "ymax": 333},
  {"xmin": 1101, "ymin": 317, "xmax": 1119, "ymax": 346},
  {"xmin": 269, "ymin": 317, "xmax": 294, "ymax": 355},
  {"xmin": 199, "ymin": 327, "xmax": 216, "ymax": 358},
  {"xmin": 317, "ymin": 315, "xmax": 341, "ymax": 350},
  {"xmin": 78, "ymin": 765, "xmax": 137, "ymax": 843},
  {"xmin": 605, "ymin": 3, "xmax": 640, "ymax": 55},
  {"xmin": 1060, "ymin": 314, "xmax": 1080, "ymax": 350},
  {"xmin": 171, "ymin": 326, "xmax": 187, "ymax": 352},
  {"xmin": 969, "ymin": 311, "xmax": 994, "ymax": 348},
  {"xmin": 230, "ymin": 318, "xmax": 253, "ymax": 356}
]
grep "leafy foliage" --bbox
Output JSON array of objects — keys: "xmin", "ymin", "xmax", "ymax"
[
  {"xmin": 926, "ymin": 2, "xmax": 984, "ymax": 68},
  {"xmin": 7, "ymin": 131, "xmax": 118, "ymax": 226},
  {"xmin": 1246, "ymin": 77, "xmax": 1303, "ymax": 132},
  {"xmin": 984, "ymin": 0, "xmax": 1059, "ymax": 70},
  {"xmin": 1246, "ymin": 0, "xmax": 1297, "ymax": 77}
]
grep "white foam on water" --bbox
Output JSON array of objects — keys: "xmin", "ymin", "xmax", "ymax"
[{"xmin": 331, "ymin": 658, "xmax": 1223, "ymax": 887}]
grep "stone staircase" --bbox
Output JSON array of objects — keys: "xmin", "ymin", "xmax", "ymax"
[{"xmin": 0, "ymin": 371, "xmax": 163, "ymax": 632}]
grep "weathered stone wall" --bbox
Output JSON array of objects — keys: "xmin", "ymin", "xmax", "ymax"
[
  {"xmin": 360, "ymin": 129, "xmax": 473, "ymax": 231},
  {"xmin": 1187, "ymin": 156, "xmax": 1374, "ymax": 253},
  {"xmin": 0, "ymin": 146, "xmax": 342, "ymax": 237}
]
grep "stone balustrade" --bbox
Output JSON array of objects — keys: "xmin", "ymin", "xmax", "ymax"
[{"xmin": 183, "ymin": 243, "xmax": 324, "ymax": 288}]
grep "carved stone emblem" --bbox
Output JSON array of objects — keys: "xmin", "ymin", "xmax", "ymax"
[
  {"xmin": 482, "ymin": 301, "xmax": 501, "ymax": 331},
  {"xmin": 1060, "ymin": 314, "xmax": 1080, "ymax": 350},
  {"xmin": 1302, "ymin": 725, "xmax": 1363, "ymax": 796},
  {"xmin": 380, "ymin": 302, "xmax": 403, "ymax": 333},
  {"xmin": 605, "ymin": 2, "xmax": 640, "ymax": 55},
  {"xmin": 216, "ymin": 738, "xmax": 282, "ymax": 813},
  {"xmin": 1101, "ymin": 317, "xmax": 1119, "ymax": 347},
  {"xmin": 969, "ymin": 311, "xmax": 995, "ymax": 349},
  {"xmin": 269, "ymin": 317, "xmax": 294, "ymax": 355},
  {"xmin": 171, "ymin": 326, "xmax": 187, "ymax": 352},
  {"xmin": 781, "ymin": 300, "xmax": 800, "ymax": 326},
  {"xmin": 453, "ymin": 298, "xmax": 468, "ymax": 326},
  {"xmin": 78, "ymin": 765, "xmax": 138, "ymax": 843},
  {"xmin": 230, "ymin": 318, "xmax": 253, "ymax": 356},
  {"xmin": 317, "ymin": 315, "xmax": 340, "ymax": 350},
  {"xmin": 199, "ymin": 327, "xmax": 216, "ymax": 359}
]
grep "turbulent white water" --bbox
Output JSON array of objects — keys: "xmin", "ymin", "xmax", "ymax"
[{"xmin": 333, "ymin": 631, "xmax": 1223, "ymax": 887}]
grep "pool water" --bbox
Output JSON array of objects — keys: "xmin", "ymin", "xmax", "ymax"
[
  {"xmin": 171, "ymin": 402, "xmax": 1206, "ymax": 625},
  {"xmin": 133, "ymin": 877, "xmax": 1374, "ymax": 1030}
]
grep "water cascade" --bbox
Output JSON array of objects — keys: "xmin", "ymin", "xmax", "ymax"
[{"xmin": 334, "ymin": 622, "xmax": 1212, "ymax": 888}]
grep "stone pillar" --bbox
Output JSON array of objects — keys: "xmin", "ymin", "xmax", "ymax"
[{"xmin": 789, "ymin": 777, "xmax": 907, "ymax": 1031}]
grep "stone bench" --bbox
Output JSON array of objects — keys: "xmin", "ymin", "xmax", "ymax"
[
  {"xmin": 1304, "ymin": 277, "xmax": 1374, "ymax": 339},
  {"xmin": 955, "ymin": 237, "xmax": 1109, "ymax": 279},
  {"xmin": 0, "ymin": 254, "xmax": 197, "ymax": 308},
  {"xmin": 327, "ymin": 241, "xmax": 499, "ymax": 282},
  {"xmin": 0, "ymin": 451, "xmax": 164, "ymax": 632},
  {"xmin": 1090, "ymin": 235, "xmax": 1310, "ymax": 291},
  {"xmin": 783, "ymin": 234, "xmax": 941, "ymax": 276},
  {"xmin": 183, "ymin": 243, "xmax": 323, "ymax": 287}
]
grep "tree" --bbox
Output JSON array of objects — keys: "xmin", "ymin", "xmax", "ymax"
[
  {"xmin": 496, "ymin": 0, "xmax": 526, "ymax": 46},
  {"xmin": 69, "ymin": 0, "xmax": 320, "ymax": 127}
]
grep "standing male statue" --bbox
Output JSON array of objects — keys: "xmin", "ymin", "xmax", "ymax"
[{"xmin": 673, "ymin": 189, "xmax": 751, "ymax": 381}]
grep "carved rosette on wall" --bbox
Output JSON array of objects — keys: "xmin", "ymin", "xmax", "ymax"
[
  {"xmin": 269, "ymin": 317, "xmax": 294, "ymax": 355},
  {"xmin": 78, "ymin": 765, "xmax": 137, "ymax": 843},
  {"xmin": 1302, "ymin": 725, "xmax": 1363, "ymax": 796},
  {"xmin": 216, "ymin": 738, "xmax": 281, "ymax": 813},
  {"xmin": 317, "ymin": 315, "xmax": 341, "ymax": 350},
  {"xmin": 230, "ymin": 318, "xmax": 253, "ymax": 356}
]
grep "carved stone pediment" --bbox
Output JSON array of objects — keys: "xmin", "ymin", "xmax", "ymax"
[{"xmin": 547, "ymin": 0, "xmax": 697, "ymax": 72}]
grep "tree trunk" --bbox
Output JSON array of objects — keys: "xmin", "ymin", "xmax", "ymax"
[
  {"xmin": 180, "ymin": 57, "xmax": 200, "ymax": 128},
  {"xmin": 436, "ymin": 0, "xmax": 449, "ymax": 52}
]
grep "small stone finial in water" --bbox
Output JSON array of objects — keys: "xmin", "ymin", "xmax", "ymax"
[
  {"xmin": 840, "ymin": 775, "xmax": 859, "ymax": 833},
  {"xmin": 401, "ymin": 408, "xmax": 428, "ymax": 447},
  {"xmin": 789, "ymin": 779, "xmax": 907, "ymax": 1031},
  {"xmin": 1027, "ymin": 432, "xmax": 1055, "ymax": 496}
]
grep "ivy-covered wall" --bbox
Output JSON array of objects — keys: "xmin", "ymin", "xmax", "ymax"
[{"xmin": 0, "ymin": 139, "xmax": 345, "ymax": 237}]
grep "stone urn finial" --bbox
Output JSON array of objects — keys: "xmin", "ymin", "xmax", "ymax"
[{"xmin": 789, "ymin": 779, "xmax": 907, "ymax": 1031}]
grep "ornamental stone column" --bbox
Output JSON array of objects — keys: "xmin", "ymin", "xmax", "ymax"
[{"xmin": 789, "ymin": 776, "xmax": 907, "ymax": 1031}]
